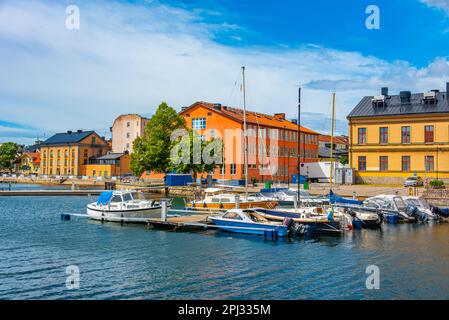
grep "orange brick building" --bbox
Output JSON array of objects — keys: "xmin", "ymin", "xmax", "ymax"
[{"xmin": 180, "ymin": 102, "xmax": 319, "ymax": 183}]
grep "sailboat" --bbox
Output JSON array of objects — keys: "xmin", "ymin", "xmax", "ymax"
[{"xmin": 185, "ymin": 67, "xmax": 278, "ymax": 211}]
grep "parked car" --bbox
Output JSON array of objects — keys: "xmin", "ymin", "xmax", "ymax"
[{"xmin": 404, "ymin": 176, "xmax": 423, "ymax": 187}]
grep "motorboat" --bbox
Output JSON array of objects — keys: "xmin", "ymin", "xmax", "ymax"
[
  {"xmin": 87, "ymin": 190, "xmax": 167, "ymax": 222},
  {"xmin": 207, "ymin": 209, "xmax": 289, "ymax": 236},
  {"xmin": 185, "ymin": 188, "xmax": 278, "ymax": 211},
  {"xmin": 361, "ymin": 195, "xmax": 416, "ymax": 222},
  {"xmin": 254, "ymin": 207, "xmax": 350, "ymax": 235},
  {"xmin": 345, "ymin": 208, "xmax": 383, "ymax": 228},
  {"xmin": 260, "ymin": 189, "xmax": 329, "ymax": 207},
  {"xmin": 403, "ymin": 196, "xmax": 440, "ymax": 221}
]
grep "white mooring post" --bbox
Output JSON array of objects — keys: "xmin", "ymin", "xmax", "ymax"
[
  {"xmin": 235, "ymin": 195, "xmax": 240, "ymax": 209},
  {"xmin": 161, "ymin": 200, "xmax": 167, "ymax": 222}
]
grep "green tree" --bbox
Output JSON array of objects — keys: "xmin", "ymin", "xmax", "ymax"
[
  {"xmin": 0, "ymin": 142, "xmax": 20, "ymax": 173},
  {"xmin": 130, "ymin": 102, "xmax": 186, "ymax": 176},
  {"xmin": 171, "ymin": 129, "xmax": 223, "ymax": 182},
  {"xmin": 340, "ymin": 155, "xmax": 348, "ymax": 166}
]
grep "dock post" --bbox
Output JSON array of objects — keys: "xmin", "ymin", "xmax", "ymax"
[
  {"xmin": 294, "ymin": 194, "xmax": 298, "ymax": 209},
  {"xmin": 161, "ymin": 200, "xmax": 167, "ymax": 221},
  {"xmin": 235, "ymin": 195, "xmax": 240, "ymax": 209}
]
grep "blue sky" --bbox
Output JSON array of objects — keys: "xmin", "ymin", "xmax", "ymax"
[{"xmin": 1, "ymin": 0, "xmax": 449, "ymax": 144}]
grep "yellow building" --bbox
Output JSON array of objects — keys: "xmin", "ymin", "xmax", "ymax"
[
  {"xmin": 348, "ymin": 83, "xmax": 449, "ymax": 184},
  {"xmin": 15, "ymin": 152, "xmax": 40, "ymax": 174},
  {"xmin": 84, "ymin": 152, "xmax": 131, "ymax": 178},
  {"xmin": 40, "ymin": 130, "xmax": 109, "ymax": 176}
]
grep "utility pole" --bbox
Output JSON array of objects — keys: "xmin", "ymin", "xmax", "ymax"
[
  {"xmin": 330, "ymin": 92, "xmax": 336, "ymax": 192},
  {"xmin": 242, "ymin": 66, "xmax": 248, "ymax": 199}
]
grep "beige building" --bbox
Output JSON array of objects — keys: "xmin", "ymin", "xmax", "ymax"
[{"xmin": 111, "ymin": 114, "xmax": 149, "ymax": 153}]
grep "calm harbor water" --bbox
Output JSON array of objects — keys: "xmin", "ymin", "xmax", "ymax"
[{"xmin": 0, "ymin": 193, "xmax": 448, "ymax": 300}]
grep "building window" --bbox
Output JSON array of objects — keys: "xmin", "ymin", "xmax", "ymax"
[
  {"xmin": 402, "ymin": 156, "xmax": 411, "ymax": 172},
  {"xmin": 379, "ymin": 127, "xmax": 388, "ymax": 144},
  {"xmin": 230, "ymin": 164, "xmax": 236, "ymax": 175},
  {"xmin": 126, "ymin": 122, "xmax": 130, "ymax": 127},
  {"xmin": 425, "ymin": 125, "xmax": 434, "ymax": 144},
  {"xmin": 210, "ymin": 129, "xmax": 215, "ymax": 138},
  {"xmin": 220, "ymin": 165, "xmax": 226, "ymax": 175},
  {"xmin": 126, "ymin": 132, "xmax": 130, "ymax": 139},
  {"xmin": 425, "ymin": 156, "xmax": 434, "ymax": 172},
  {"xmin": 126, "ymin": 143, "xmax": 130, "ymax": 149},
  {"xmin": 192, "ymin": 118, "xmax": 206, "ymax": 129},
  {"xmin": 379, "ymin": 156, "xmax": 388, "ymax": 171},
  {"xmin": 358, "ymin": 128, "xmax": 366, "ymax": 145},
  {"xmin": 401, "ymin": 126, "xmax": 411, "ymax": 144},
  {"xmin": 358, "ymin": 156, "xmax": 366, "ymax": 171}
]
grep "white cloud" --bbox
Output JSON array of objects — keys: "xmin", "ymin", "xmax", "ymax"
[
  {"xmin": 0, "ymin": 0, "xmax": 448, "ymax": 142},
  {"xmin": 421, "ymin": 0, "xmax": 449, "ymax": 15}
]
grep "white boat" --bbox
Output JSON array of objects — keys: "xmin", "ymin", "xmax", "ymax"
[
  {"xmin": 207, "ymin": 209, "xmax": 289, "ymax": 237},
  {"xmin": 403, "ymin": 196, "xmax": 439, "ymax": 221},
  {"xmin": 87, "ymin": 190, "xmax": 167, "ymax": 222},
  {"xmin": 348, "ymin": 210, "xmax": 383, "ymax": 228},
  {"xmin": 362, "ymin": 195, "xmax": 415, "ymax": 222}
]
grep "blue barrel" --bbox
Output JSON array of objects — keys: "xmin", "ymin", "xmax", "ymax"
[
  {"xmin": 352, "ymin": 219, "xmax": 362, "ymax": 230},
  {"xmin": 385, "ymin": 214, "xmax": 398, "ymax": 224}
]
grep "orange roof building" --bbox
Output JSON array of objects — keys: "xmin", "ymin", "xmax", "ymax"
[{"xmin": 180, "ymin": 101, "xmax": 319, "ymax": 182}]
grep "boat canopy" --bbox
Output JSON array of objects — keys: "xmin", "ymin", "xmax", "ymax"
[
  {"xmin": 97, "ymin": 191, "xmax": 113, "ymax": 205},
  {"xmin": 329, "ymin": 191, "xmax": 362, "ymax": 205}
]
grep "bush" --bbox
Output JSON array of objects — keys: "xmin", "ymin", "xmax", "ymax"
[{"xmin": 429, "ymin": 180, "xmax": 445, "ymax": 189}]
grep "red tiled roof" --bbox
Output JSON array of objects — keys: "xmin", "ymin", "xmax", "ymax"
[
  {"xmin": 319, "ymin": 134, "xmax": 348, "ymax": 145},
  {"xmin": 182, "ymin": 102, "xmax": 319, "ymax": 134}
]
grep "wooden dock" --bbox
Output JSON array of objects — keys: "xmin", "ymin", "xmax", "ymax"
[
  {"xmin": 0, "ymin": 190, "xmax": 104, "ymax": 196},
  {"xmin": 147, "ymin": 213, "xmax": 221, "ymax": 231}
]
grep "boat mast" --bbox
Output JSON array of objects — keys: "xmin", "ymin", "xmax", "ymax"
[
  {"xmin": 297, "ymin": 87, "xmax": 301, "ymax": 202},
  {"xmin": 242, "ymin": 66, "xmax": 248, "ymax": 199},
  {"xmin": 329, "ymin": 92, "xmax": 336, "ymax": 192}
]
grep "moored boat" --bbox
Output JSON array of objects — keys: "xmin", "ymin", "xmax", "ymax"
[
  {"xmin": 185, "ymin": 188, "xmax": 278, "ymax": 211},
  {"xmin": 207, "ymin": 209, "xmax": 289, "ymax": 236},
  {"xmin": 87, "ymin": 190, "xmax": 167, "ymax": 222}
]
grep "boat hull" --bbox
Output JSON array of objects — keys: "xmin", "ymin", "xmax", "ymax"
[
  {"xmin": 185, "ymin": 201, "xmax": 278, "ymax": 211},
  {"xmin": 86, "ymin": 205, "xmax": 163, "ymax": 223},
  {"xmin": 208, "ymin": 217, "xmax": 288, "ymax": 237}
]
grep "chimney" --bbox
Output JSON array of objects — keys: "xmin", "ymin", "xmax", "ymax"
[
  {"xmin": 291, "ymin": 119, "xmax": 298, "ymax": 124},
  {"xmin": 274, "ymin": 113, "xmax": 286, "ymax": 120},
  {"xmin": 381, "ymin": 87, "xmax": 388, "ymax": 96},
  {"xmin": 400, "ymin": 91, "xmax": 411, "ymax": 104},
  {"xmin": 213, "ymin": 103, "xmax": 222, "ymax": 111}
]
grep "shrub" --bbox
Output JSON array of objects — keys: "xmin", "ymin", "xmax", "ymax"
[{"xmin": 429, "ymin": 180, "xmax": 445, "ymax": 189}]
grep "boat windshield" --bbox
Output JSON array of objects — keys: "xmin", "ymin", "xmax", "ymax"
[
  {"xmin": 223, "ymin": 212, "xmax": 242, "ymax": 220},
  {"xmin": 406, "ymin": 199, "xmax": 421, "ymax": 207},
  {"xmin": 122, "ymin": 193, "xmax": 133, "ymax": 202},
  {"xmin": 394, "ymin": 197, "xmax": 407, "ymax": 211},
  {"xmin": 419, "ymin": 198, "xmax": 431, "ymax": 209}
]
